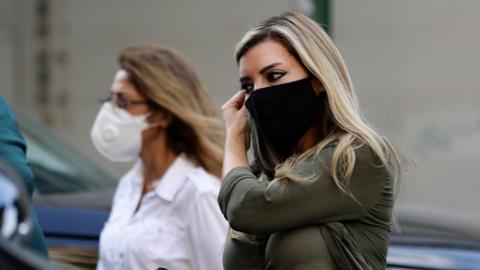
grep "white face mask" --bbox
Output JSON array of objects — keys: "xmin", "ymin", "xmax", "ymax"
[{"xmin": 90, "ymin": 103, "xmax": 150, "ymax": 162}]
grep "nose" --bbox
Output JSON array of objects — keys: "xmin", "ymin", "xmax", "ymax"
[{"xmin": 253, "ymin": 80, "xmax": 270, "ymax": 91}]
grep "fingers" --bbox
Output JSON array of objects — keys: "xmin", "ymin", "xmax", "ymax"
[
  {"xmin": 237, "ymin": 103, "xmax": 248, "ymax": 115},
  {"xmin": 222, "ymin": 90, "xmax": 246, "ymax": 111}
]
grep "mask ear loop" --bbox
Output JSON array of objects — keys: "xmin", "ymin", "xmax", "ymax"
[{"xmin": 145, "ymin": 122, "xmax": 165, "ymax": 130}]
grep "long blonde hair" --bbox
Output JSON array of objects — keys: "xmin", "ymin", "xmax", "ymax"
[
  {"xmin": 118, "ymin": 45, "xmax": 224, "ymax": 178},
  {"xmin": 236, "ymin": 12, "xmax": 401, "ymax": 193}
]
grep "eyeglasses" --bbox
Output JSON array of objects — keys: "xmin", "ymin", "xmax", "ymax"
[{"xmin": 100, "ymin": 93, "xmax": 149, "ymax": 109}]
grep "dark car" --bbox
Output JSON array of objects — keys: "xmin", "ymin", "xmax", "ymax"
[
  {"xmin": 16, "ymin": 112, "xmax": 115, "ymax": 269},
  {"xmin": 16, "ymin": 113, "xmax": 480, "ymax": 270},
  {"xmin": 387, "ymin": 204, "xmax": 480, "ymax": 270}
]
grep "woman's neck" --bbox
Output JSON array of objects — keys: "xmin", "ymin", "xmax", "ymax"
[
  {"xmin": 295, "ymin": 112, "xmax": 326, "ymax": 154},
  {"xmin": 140, "ymin": 135, "xmax": 177, "ymax": 194}
]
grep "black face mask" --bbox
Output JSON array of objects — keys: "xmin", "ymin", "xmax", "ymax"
[{"xmin": 245, "ymin": 77, "xmax": 326, "ymax": 157}]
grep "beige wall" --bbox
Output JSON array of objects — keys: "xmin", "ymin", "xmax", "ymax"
[{"xmin": 333, "ymin": 0, "xmax": 480, "ymax": 219}]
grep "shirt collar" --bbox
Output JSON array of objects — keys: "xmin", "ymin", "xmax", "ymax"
[
  {"xmin": 154, "ymin": 154, "xmax": 197, "ymax": 201},
  {"xmin": 130, "ymin": 154, "xmax": 198, "ymax": 201}
]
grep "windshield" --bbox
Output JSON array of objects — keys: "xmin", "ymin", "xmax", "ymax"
[{"xmin": 17, "ymin": 113, "xmax": 116, "ymax": 194}]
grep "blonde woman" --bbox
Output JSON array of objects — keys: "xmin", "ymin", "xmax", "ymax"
[
  {"xmin": 91, "ymin": 45, "xmax": 227, "ymax": 270},
  {"xmin": 220, "ymin": 12, "xmax": 401, "ymax": 269}
]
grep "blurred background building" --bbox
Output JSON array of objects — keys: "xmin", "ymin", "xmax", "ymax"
[{"xmin": 1, "ymin": 0, "xmax": 479, "ymax": 222}]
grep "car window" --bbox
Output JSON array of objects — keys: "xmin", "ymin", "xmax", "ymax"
[
  {"xmin": 24, "ymin": 133, "xmax": 90, "ymax": 193},
  {"xmin": 17, "ymin": 113, "xmax": 116, "ymax": 194},
  {"xmin": 25, "ymin": 134, "xmax": 79, "ymax": 178}
]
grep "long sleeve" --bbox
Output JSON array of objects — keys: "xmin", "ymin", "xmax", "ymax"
[
  {"xmin": 0, "ymin": 97, "xmax": 49, "ymax": 257},
  {"xmin": 218, "ymin": 143, "xmax": 388, "ymax": 235},
  {"xmin": 188, "ymin": 191, "xmax": 228, "ymax": 270}
]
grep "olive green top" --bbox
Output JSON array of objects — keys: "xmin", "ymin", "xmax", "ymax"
[{"xmin": 218, "ymin": 142, "xmax": 394, "ymax": 270}]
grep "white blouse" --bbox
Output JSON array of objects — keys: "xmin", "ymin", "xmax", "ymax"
[{"xmin": 97, "ymin": 155, "xmax": 228, "ymax": 270}]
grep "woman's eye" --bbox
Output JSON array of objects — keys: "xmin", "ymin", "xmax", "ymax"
[
  {"xmin": 266, "ymin": 71, "xmax": 286, "ymax": 82},
  {"xmin": 241, "ymin": 83, "xmax": 254, "ymax": 94},
  {"xmin": 116, "ymin": 95, "xmax": 129, "ymax": 108}
]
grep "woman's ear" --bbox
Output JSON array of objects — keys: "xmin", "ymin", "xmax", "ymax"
[
  {"xmin": 148, "ymin": 110, "xmax": 172, "ymax": 128},
  {"xmin": 311, "ymin": 77, "xmax": 325, "ymax": 95}
]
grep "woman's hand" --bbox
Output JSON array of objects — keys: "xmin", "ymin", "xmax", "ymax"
[
  {"xmin": 221, "ymin": 90, "xmax": 248, "ymax": 138},
  {"xmin": 221, "ymin": 91, "xmax": 249, "ymax": 177}
]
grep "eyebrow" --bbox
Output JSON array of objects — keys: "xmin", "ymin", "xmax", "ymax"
[
  {"xmin": 259, "ymin": 62, "xmax": 282, "ymax": 75},
  {"xmin": 239, "ymin": 62, "xmax": 283, "ymax": 83}
]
